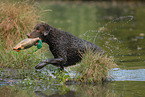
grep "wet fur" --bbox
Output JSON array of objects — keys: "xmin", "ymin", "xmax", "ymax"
[{"xmin": 27, "ymin": 23, "xmax": 102, "ymax": 70}]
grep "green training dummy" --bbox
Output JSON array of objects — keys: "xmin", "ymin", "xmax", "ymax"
[{"xmin": 35, "ymin": 40, "xmax": 42, "ymax": 52}]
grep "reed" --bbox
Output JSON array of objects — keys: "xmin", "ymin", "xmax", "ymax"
[
  {"xmin": 0, "ymin": 1, "xmax": 47, "ymax": 68},
  {"xmin": 71, "ymin": 49, "xmax": 117, "ymax": 83},
  {"xmin": 0, "ymin": 1, "xmax": 41, "ymax": 49}
]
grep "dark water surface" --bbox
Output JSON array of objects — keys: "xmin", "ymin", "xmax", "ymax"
[
  {"xmin": 0, "ymin": 80, "xmax": 145, "ymax": 97},
  {"xmin": 1, "ymin": 1, "xmax": 145, "ymax": 97}
]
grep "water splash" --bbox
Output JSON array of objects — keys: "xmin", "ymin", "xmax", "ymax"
[
  {"xmin": 83, "ymin": 16, "xmax": 134, "ymax": 56},
  {"xmin": 110, "ymin": 68, "xmax": 145, "ymax": 81},
  {"xmin": 83, "ymin": 16, "xmax": 133, "ymax": 41}
]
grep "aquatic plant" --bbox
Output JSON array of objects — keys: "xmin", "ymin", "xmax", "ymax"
[
  {"xmin": 52, "ymin": 68, "xmax": 71, "ymax": 84},
  {"xmin": 71, "ymin": 49, "xmax": 117, "ymax": 83}
]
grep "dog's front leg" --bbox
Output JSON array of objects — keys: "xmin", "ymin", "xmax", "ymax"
[{"xmin": 35, "ymin": 58, "xmax": 64, "ymax": 69}]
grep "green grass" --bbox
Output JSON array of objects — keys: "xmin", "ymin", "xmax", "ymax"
[
  {"xmin": 0, "ymin": 47, "xmax": 45, "ymax": 69},
  {"xmin": 0, "ymin": 1, "xmax": 42, "ymax": 49},
  {"xmin": 70, "ymin": 49, "xmax": 117, "ymax": 83},
  {"xmin": 0, "ymin": 0, "xmax": 47, "ymax": 69}
]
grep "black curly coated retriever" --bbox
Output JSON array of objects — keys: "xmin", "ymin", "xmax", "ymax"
[{"xmin": 27, "ymin": 23, "xmax": 102, "ymax": 70}]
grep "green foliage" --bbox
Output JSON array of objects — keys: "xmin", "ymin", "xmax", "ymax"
[
  {"xmin": 7, "ymin": 68, "xmax": 70, "ymax": 86},
  {"xmin": 53, "ymin": 68, "xmax": 71, "ymax": 85},
  {"xmin": 0, "ymin": 67, "xmax": 71, "ymax": 86}
]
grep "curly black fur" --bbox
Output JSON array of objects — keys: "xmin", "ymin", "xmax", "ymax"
[{"xmin": 27, "ymin": 23, "xmax": 102, "ymax": 70}]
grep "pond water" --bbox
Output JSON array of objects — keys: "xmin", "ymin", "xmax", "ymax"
[{"xmin": 1, "ymin": 1, "xmax": 145, "ymax": 97}]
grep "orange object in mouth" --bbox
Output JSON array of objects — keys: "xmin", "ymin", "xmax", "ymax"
[
  {"xmin": 35, "ymin": 42, "xmax": 38, "ymax": 46},
  {"xmin": 13, "ymin": 47, "xmax": 21, "ymax": 52},
  {"xmin": 14, "ymin": 50, "xmax": 20, "ymax": 52}
]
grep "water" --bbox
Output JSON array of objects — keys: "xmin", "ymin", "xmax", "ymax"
[
  {"xmin": 1, "ymin": 1, "xmax": 145, "ymax": 97},
  {"xmin": 110, "ymin": 68, "xmax": 145, "ymax": 81}
]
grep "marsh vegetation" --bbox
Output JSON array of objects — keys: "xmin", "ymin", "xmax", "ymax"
[{"xmin": 0, "ymin": 0, "xmax": 145, "ymax": 97}]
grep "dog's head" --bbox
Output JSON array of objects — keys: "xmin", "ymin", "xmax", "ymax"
[{"xmin": 27, "ymin": 23, "xmax": 52, "ymax": 40}]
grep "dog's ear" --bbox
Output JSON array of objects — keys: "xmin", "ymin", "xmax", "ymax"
[{"xmin": 43, "ymin": 28, "xmax": 52, "ymax": 36}]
